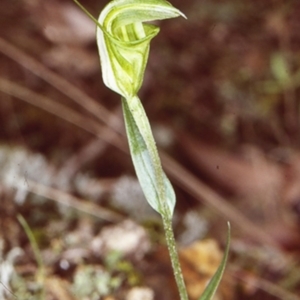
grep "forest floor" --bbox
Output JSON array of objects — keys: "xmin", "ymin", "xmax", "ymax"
[{"xmin": 1, "ymin": 0, "xmax": 300, "ymax": 299}]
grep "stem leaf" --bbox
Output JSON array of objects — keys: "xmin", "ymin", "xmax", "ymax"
[
  {"xmin": 122, "ymin": 97, "xmax": 176, "ymax": 216},
  {"xmin": 198, "ymin": 222, "xmax": 231, "ymax": 300}
]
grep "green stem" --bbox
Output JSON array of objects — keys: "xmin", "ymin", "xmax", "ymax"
[
  {"xmin": 125, "ymin": 95, "xmax": 188, "ymax": 300},
  {"xmin": 162, "ymin": 214, "xmax": 189, "ymax": 300}
]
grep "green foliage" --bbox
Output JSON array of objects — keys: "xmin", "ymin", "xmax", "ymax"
[
  {"xmin": 199, "ymin": 223, "xmax": 231, "ymax": 300},
  {"xmin": 122, "ymin": 96, "xmax": 176, "ymax": 215},
  {"xmin": 17, "ymin": 214, "xmax": 46, "ymax": 300},
  {"xmin": 104, "ymin": 250, "xmax": 141, "ymax": 286},
  {"xmin": 72, "ymin": 252, "xmax": 140, "ymax": 299},
  {"xmin": 72, "ymin": 265, "xmax": 118, "ymax": 299},
  {"xmin": 271, "ymin": 52, "xmax": 291, "ymax": 86},
  {"xmin": 10, "ymin": 274, "xmax": 43, "ymax": 300}
]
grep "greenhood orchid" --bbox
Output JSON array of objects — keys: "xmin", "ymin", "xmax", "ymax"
[
  {"xmin": 94, "ymin": 0, "xmax": 186, "ymax": 217},
  {"xmin": 73, "ymin": 1, "xmax": 230, "ymax": 299}
]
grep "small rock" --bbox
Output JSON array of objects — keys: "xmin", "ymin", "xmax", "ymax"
[
  {"xmin": 92, "ymin": 220, "xmax": 151, "ymax": 260},
  {"xmin": 126, "ymin": 287, "xmax": 154, "ymax": 300}
]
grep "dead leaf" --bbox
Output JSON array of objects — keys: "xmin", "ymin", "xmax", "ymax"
[
  {"xmin": 179, "ymin": 239, "xmax": 223, "ymax": 300},
  {"xmin": 45, "ymin": 276, "xmax": 78, "ymax": 300}
]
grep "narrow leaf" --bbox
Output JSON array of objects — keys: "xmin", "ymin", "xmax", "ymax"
[
  {"xmin": 199, "ymin": 222, "xmax": 231, "ymax": 300},
  {"xmin": 122, "ymin": 97, "xmax": 176, "ymax": 216}
]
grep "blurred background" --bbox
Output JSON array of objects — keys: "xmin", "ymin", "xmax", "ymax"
[{"xmin": 1, "ymin": 0, "xmax": 300, "ymax": 299}]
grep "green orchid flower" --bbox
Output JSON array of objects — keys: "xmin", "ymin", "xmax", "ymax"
[{"xmin": 96, "ymin": 0, "xmax": 186, "ymax": 98}]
